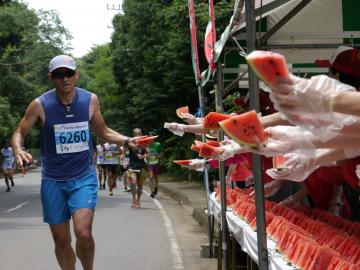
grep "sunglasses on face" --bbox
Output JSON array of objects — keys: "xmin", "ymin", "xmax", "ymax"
[{"xmin": 51, "ymin": 69, "xmax": 76, "ymax": 79}]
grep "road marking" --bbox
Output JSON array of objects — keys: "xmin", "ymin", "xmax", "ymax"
[
  {"xmin": 5, "ymin": 201, "xmax": 30, "ymax": 213},
  {"xmin": 145, "ymin": 191, "xmax": 185, "ymax": 270}
]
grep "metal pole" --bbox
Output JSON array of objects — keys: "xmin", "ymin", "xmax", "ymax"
[
  {"xmin": 245, "ymin": 0, "xmax": 269, "ymax": 269},
  {"xmin": 215, "ymin": 63, "xmax": 228, "ymax": 270},
  {"xmin": 197, "ymin": 85, "xmax": 213, "ymax": 257}
]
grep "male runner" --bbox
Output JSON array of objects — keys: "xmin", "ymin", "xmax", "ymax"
[
  {"xmin": 95, "ymin": 142, "xmax": 107, "ymax": 190},
  {"xmin": 11, "ymin": 55, "xmax": 135, "ymax": 270},
  {"xmin": 1, "ymin": 141, "xmax": 15, "ymax": 192},
  {"xmin": 147, "ymin": 132, "xmax": 162, "ymax": 198},
  {"xmin": 103, "ymin": 142, "xmax": 120, "ymax": 196}
]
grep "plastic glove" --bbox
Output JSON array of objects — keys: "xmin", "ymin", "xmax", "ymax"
[
  {"xmin": 181, "ymin": 159, "xmax": 206, "ymax": 172},
  {"xmin": 214, "ymin": 139, "xmax": 251, "ymax": 161},
  {"xmin": 269, "ymin": 74, "xmax": 356, "ymax": 141},
  {"xmin": 181, "ymin": 113, "xmax": 203, "ymax": 125},
  {"xmin": 344, "ymin": 148, "xmax": 360, "ymax": 159},
  {"xmin": 164, "ymin": 122, "xmax": 186, "ymax": 137},
  {"xmin": 279, "ymin": 195, "xmax": 300, "ymax": 208},
  {"xmin": 256, "ymin": 126, "xmax": 316, "ymax": 157},
  {"xmin": 266, "ymin": 152, "xmax": 319, "ymax": 182},
  {"xmin": 355, "ymin": 165, "xmax": 360, "ymax": 187},
  {"xmin": 250, "ymin": 180, "xmax": 282, "ymax": 198},
  {"xmin": 245, "ymin": 176, "xmax": 254, "ymax": 187}
]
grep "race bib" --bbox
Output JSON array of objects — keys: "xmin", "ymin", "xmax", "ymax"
[{"xmin": 54, "ymin": 121, "xmax": 90, "ymax": 154}]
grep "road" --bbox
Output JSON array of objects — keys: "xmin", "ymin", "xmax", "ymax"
[{"xmin": 0, "ymin": 168, "xmax": 216, "ymax": 270}]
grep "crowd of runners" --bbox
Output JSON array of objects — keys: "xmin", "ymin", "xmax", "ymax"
[{"xmin": 94, "ymin": 127, "xmax": 163, "ymax": 207}]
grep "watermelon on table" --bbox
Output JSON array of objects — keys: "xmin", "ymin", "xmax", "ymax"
[
  {"xmin": 206, "ymin": 140, "xmax": 220, "ymax": 147},
  {"xmin": 173, "ymin": 160, "xmax": 192, "ymax": 166},
  {"xmin": 307, "ymin": 245, "xmax": 340, "ymax": 270},
  {"xmin": 219, "ymin": 110, "xmax": 267, "ymax": 147},
  {"xmin": 246, "ymin": 50, "xmax": 289, "ymax": 86},
  {"xmin": 202, "ymin": 112, "xmax": 232, "ymax": 130},
  {"xmin": 176, "ymin": 106, "xmax": 189, "ymax": 118}
]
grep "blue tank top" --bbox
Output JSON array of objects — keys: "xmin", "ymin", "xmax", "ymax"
[{"xmin": 39, "ymin": 88, "xmax": 95, "ymax": 180}]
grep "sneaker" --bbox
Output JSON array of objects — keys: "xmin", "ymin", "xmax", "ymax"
[
  {"xmin": 150, "ymin": 192, "xmax": 155, "ymax": 198},
  {"xmin": 122, "ymin": 188, "xmax": 128, "ymax": 192},
  {"xmin": 109, "ymin": 192, "xmax": 113, "ymax": 196},
  {"xmin": 126, "ymin": 187, "xmax": 132, "ymax": 192},
  {"xmin": 6, "ymin": 187, "xmax": 10, "ymax": 192},
  {"xmin": 154, "ymin": 187, "xmax": 158, "ymax": 195},
  {"xmin": 11, "ymin": 181, "xmax": 14, "ymax": 187},
  {"xmin": 102, "ymin": 184, "xmax": 106, "ymax": 190}
]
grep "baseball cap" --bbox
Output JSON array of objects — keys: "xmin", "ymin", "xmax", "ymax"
[
  {"xmin": 315, "ymin": 46, "xmax": 360, "ymax": 77},
  {"xmin": 48, "ymin": 55, "xmax": 77, "ymax": 73}
]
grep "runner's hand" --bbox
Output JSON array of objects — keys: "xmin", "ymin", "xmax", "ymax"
[{"xmin": 14, "ymin": 148, "xmax": 33, "ymax": 167}]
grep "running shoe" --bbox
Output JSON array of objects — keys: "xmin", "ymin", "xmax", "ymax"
[
  {"xmin": 102, "ymin": 183, "xmax": 106, "ymax": 190},
  {"xmin": 154, "ymin": 187, "xmax": 158, "ymax": 195},
  {"xmin": 122, "ymin": 188, "xmax": 128, "ymax": 192},
  {"xmin": 150, "ymin": 192, "xmax": 155, "ymax": 198},
  {"xmin": 11, "ymin": 181, "xmax": 14, "ymax": 187},
  {"xmin": 109, "ymin": 192, "xmax": 113, "ymax": 196},
  {"xmin": 6, "ymin": 187, "xmax": 10, "ymax": 192}
]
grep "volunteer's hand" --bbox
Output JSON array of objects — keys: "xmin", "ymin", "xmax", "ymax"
[
  {"xmin": 266, "ymin": 152, "xmax": 318, "ymax": 182},
  {"xmin": 255, "ymin": 126, "xmax": 316, "ymax": 157},
  {"xmin": 214, "ymin": 139, "xmax": 251, "ymax": 161},
  {"xmin": 164, "ymin": 122, "xmax": 186, "ymax": 137},
  {"xmin": 250, "ymin": 180, "xmax": 282, "ymax": 198},
  {"xmin": 181, "ymin": 113, "xmax": 202, "ymax": 125},
  {"xmin": 356, "ymin": 164, "xmax": 360, "ymax": 187},
  {"xmin": 180, "ymin": 159, "xmax": 206, "ymax": 172},
  {"xmin": 270, "ymin": 74, "xmax": 354, "ymax": 119},
  {"xmin": 279, "ymin": 195, "xmax": 299, "ymax": 208}
]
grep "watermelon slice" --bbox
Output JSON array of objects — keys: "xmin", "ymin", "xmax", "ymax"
[
  {"xmin": 135, "ymin": 135, "xmax": 159, "ymax": 146},
  {"xmin": 246, "ymin": 50, "xmax": 289, "ymax": 86},
  {"xmin": 173, "ymin": 160, "xmax": 192, "ymax": 166},
  {"xmin": 176, "ymin": 106, "xmax": 189, "ymax": 118},
  {"xmin": 202, "ymin": 112, "xmax": 232, "ymax": 130},
  {"xmin": 198, "ymin": 143, "xmax": 219, "ymax": 158},
  {"xmin": 190, "ymin": 144, "xmax": 202, "ymax": 153},
  {"xmin": 219, "ymin": 110, "xmax": 267, "ymax": 147},
  {"xmin": 206, "ymin": 140, "xmax": 220, "ymax": 147},
  {"xmin": 273, "ymin": 155, "xmax": 287, "ymax": 171}
]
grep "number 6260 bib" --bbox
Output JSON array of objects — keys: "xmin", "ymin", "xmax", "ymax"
[{"xmin": 54, "ymin": 121, "xmax": 90, "ymax": 154}]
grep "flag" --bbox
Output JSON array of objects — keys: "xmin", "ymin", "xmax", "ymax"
[
  {"xmin": 188, "ymin": 0, "xmax": 201, "ymax": 85},
  {"xmin": 204, "ymin": 0, "xmax": 216, "ymax": 72}
]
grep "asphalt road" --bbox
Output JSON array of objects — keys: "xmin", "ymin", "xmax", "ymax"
[{"xmin": 0, "ymin": 168, "xmax": 216, "ymax": 270}]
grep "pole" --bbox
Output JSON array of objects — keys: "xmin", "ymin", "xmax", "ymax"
[
  {"xmin": 245, "ymin": 0, "xmax": 269, "ymax": 269},
  {"xmin": 215, "ymin": 63, "xmax": 228, "ymax": 270},
  {"xmin": 197, "ymin": 85, "xmax": 213, "ymax": 257}
]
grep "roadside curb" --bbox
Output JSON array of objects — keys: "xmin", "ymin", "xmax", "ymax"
[{"xmin": 158, "ymin": 182, "xmax": 190, "ymax": 205}]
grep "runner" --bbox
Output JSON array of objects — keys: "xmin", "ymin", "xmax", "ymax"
[
  {"xmin": 147, "ymin": 132, "xmax": 163, "ymax": 198},
  {"xmin": 119, "ymin": 144, "xmax": 131, "ymax": 192},
  {"xmin": 11, "ymin": 55, "xmax": 135, "ymax": 270},
  {"xmin": 128, "ymin": 128, "xmax": 149, "ymax": 208},
  {"xmin": 1, "ymin": 141, "xmax": 15, "ymax": 192},
  {"xmin": 95, "ymin": 142, "xmax": 107, "ymax": 190},
  {"xmin": 103, "ymin": 142, "xmax": 121, "ymax": 196}
]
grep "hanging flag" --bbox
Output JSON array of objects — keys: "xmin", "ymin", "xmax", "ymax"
[
  {"xmin": 204, "ymin": 0, "xmax": 216, "ymax": 72},
  {"xmin": 188, "ymin": 0, "xmax": 201, "ymax": 85}
]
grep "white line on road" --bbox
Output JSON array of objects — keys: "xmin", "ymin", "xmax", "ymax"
[
  {"xmin": 5, "ymin": 201, "xmax": 30, "ymax": 213},
  {"xmin": 145, "ymin": 191, "xmax": 185, "ymax": 270}
]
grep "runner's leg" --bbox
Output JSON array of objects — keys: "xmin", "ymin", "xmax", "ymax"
[
  {"xmin": 49, "ymin": 221, "xmax": 76, "ymax": 270},
  {"xmin": 72, "ymin": 209, "xmax": 95, "ymax": 270},
  {"xmin": 129, "ymin": 171, "xmax": 137, "ymax": 207},
  {"xmin": 4, "ymin": 173, "xmax": 10, "ymax": 191},
  {"xmin": 97, "ymin": 165, "xmax": 103, "ymax": 190}
]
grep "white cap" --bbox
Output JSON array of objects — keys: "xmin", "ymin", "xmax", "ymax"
[{"xmin": 48, "ymin": 55, "xmax": 77, "ymax": 72}]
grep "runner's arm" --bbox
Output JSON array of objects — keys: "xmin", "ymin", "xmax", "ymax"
[
  {"xmin": 12, "ymin": 99, "xmax": 43, "ymax": 166},
  {"xmin": 90, "ymin": 94, "xmax": 132, "ymax": 144}
]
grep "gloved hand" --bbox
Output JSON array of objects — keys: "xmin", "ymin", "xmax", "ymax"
[
  {"xmin": 164, "ymin": 122, "xmax": 186, "ymax": 137},
  {"xmin": 355, "ymin": 164, "xmax": 360, "ymax": 187},
  {"xmin": 256, "ymin": 126, "xmax": 316, "ymax": 157},
  {"xmin": 269, "ymin": 74, "xmax": 356, "ymax": 141},
  {"xmin": 266, "ymin": 152, "xmax": 318, "ymax": 182},
  {"xmin": 181, "ymin": 159, "xmax": 206, "ymax": 172},
  {"xmin": 279, "ymin": 195, "xmax": 300, "ymax": 208},
  {"xmin": 214, "ymin": 139, "xmax": 251, "ymax": 161},
  {"xmin": 181, "ymin": 113, "xmax": 202, "ymax": 125}
]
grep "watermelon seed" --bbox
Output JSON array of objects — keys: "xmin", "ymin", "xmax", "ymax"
[{"xmin": 268, "ymin": 59, "xmax": 276, "ymax": 65}]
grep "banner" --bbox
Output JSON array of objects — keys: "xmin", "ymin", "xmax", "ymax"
[
  {"xmin": 188, "ymin": 0, "xmax": 201, "ymax": 85},
  {"xmin": 204, "ymin": 0, "xmax": 216, "ymax": 72}
]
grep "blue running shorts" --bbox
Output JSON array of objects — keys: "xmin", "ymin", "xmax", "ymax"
[{"xmin": 41, "ymin": 172, "xmax": 98, "ymax": 224}]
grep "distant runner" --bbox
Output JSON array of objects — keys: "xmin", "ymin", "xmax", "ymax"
[
  {"xmin": 103, "ymin": 142, "xmax": 121, "ymax": 196},
  {"xmin": 1, "ymin": 141, "xmax": 15, "ymax": 192},
  {"xmin": 147, "ymin": 132, "xmax": 163, "ymax": 198},
  {"xmin": 95, "ymin": 142, "xmax": 107, "ymax": 190}
]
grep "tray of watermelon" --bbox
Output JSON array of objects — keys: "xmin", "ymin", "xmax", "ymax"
[{"xmin": 210, "ymin": 187, "xmax": 360, "ymax": 269}]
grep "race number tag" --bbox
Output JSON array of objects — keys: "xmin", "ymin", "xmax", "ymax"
[{"xmin": 54, "ymin": 121, "xmax": 90, "ymax": 154}]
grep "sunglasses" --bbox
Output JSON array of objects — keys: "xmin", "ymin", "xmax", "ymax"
[{"xmin": 51, "ymin": 69, "xmax": 76, "ymax": 79}]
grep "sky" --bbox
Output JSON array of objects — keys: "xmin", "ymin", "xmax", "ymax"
[{"xmin": 24, "ymin": 0, "xmax": 123, "ymax": 58}]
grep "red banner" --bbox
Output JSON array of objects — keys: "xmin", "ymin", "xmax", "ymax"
[
  {"xmin": 204, "ymin": 0, "xmax": 216, "ymax": 71},
  {"xmin": 188, "ymin": 0, "xmax": 201, "ymax": 84}
]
